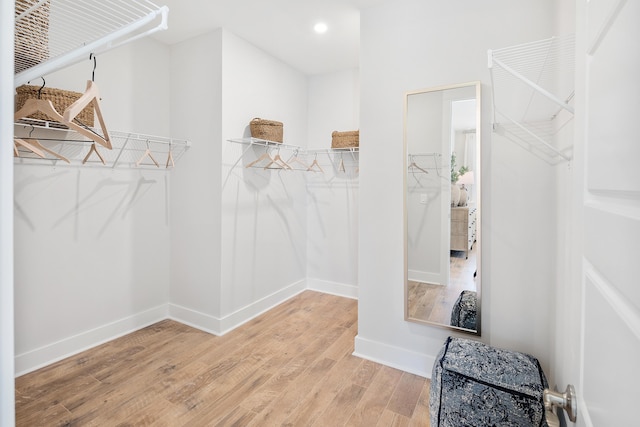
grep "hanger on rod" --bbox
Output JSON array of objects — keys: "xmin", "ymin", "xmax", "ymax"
[
  {"xmin": 307, "ymin": 152, "xmax": 324, "ymax": 173},
  {"xmin": 136, "ymin": 140, "xmax": 159, "ymax": 167},
  {"xmin": 83, "ymin": 143, "xmax": 105, "ymax": 165},
  {"xmin": 13, "ymin": 138, "xmax": 45, "ymax": 159},
  {"xmin": 62, "ymin": 54, "xmax": 112, "ymax": 149},
  {"xmin": 166, "ymin": 142, "xmax": 175, "ymax": 169},
  {"xmin": 338, "ymin": 153, "xmax": 346, "ymax": 172},
  {"xmin": 286, "ymin": 149, "xmax": 309, "ymax": 170},
  {"xmin": 264, "ymin": 147, "xmax": 291, "ymax": 170},
  {"xmin": 15, "ymin": 124, "xmax": 70, "ymax": 163},
  {"xmin": 408, "ymin": 155, "xmax": 429, "ymax": 174},
  {"xmin": 245, "ymin": 146, "xmax": 274, "ymax": 168},
  {"xmin": 14, "ymin": 77, "xmax": 110, "ymax": 149}
]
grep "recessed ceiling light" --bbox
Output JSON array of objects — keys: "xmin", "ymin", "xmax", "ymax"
[{"xmin": 314, "ymin": 22, "xmax": 328, "ymax": 34}]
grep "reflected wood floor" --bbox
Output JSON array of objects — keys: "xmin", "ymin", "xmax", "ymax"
[
  {"xmin": 408, "ymin": 243, "xmax": 477, "ymax": 325},
  {"xmin": 15, "ymin": 291, "xmax": 431, "ymax": 426}
]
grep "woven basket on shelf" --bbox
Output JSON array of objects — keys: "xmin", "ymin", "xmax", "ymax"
[
  {"xmin": 250, "ymin": 118, "xmax": 283, "ymax": 143},
  {"xmin": 15, "ymin": 0, "xmax": 51, "ymax": 74},
  {"xmin": 15, "ymin": 85, "xmax": 95, "ymax": 127},
  {"xmin": 331, "ymin": 130, "xmax": 359, "ymax": 149}
]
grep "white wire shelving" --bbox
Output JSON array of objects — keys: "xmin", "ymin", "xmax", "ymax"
[
  {"xmin": 227, "ymin": 137, "xmax": 359, "ymax": 173},
  {"xmin": 13, "ymin": 1, "xmax": 191, "ymax": 170},
  {"xmin": 15, "ymin": 0, "xmax": 168, "ymax": 87},
  {"xmin": 14, "ymin": 118, "xmax": 190, "ymax": 169},
  {"xmin": 488, "ymin": 34, "xmax": 575, "ymax": 165}
]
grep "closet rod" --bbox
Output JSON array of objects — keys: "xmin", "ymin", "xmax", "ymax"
[
  {"xmin": 409, "ymin": 153, "xmax": 442, "ymax": 157},
  {"xmin": 15, "ymin": 6, "xmax": 168, "ymax": 87}
]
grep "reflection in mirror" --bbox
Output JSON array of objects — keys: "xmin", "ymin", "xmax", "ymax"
[{"xmin": 404, "ymin": 81, "xmax": 481, "ymax": 334}]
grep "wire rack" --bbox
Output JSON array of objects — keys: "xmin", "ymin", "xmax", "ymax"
[
  {"xmin": 14, "ymin": 118, "xmax": 190, "ymax": 169},
  {"xmin": 226, "ymin": 138, "xmax": 359, "ymax": 173},
  {"xmin": 15, "ymin": 0, "xmax": 168, "ymax": 86},
  {"xmin": 489, "ymin": 35, "xmax": 575, "ymax": 164}
]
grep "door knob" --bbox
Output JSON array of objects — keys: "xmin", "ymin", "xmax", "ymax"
[{"xmin": 544, "ymin": 384, "xmax": 577, "ymax": 423}]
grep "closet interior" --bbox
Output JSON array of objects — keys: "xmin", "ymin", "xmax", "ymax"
[{"xmin": 12, "ymin": 0, "xmax": 360, "ymax": 379}]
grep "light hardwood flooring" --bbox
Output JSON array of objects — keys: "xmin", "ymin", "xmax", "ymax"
[
  {"xmin": 407, "ymin": 244, "xmax": 477, "ymax": 325},
  {"xmin": 15, "ymin": 291, "xmax": 431, "ymax": 426}
]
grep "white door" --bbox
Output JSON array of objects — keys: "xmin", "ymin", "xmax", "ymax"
[{"xmin": 573, "ymin": 0, "xmax": 639, "ymax": 425}]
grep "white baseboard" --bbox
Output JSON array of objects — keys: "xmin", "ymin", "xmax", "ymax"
[
  {"xmin": 169, "ymin": 279, "xmax": 307, "ymax": 336},
  {"xmin": 353, "ymin": 334, "xmax": 435, "ymax": 379},
  {"xmin": 408, "ymin": 269, "xmax": 443, "ymax": 285},
  {"xmin": 15, "ymin": 280, "xmax": 353, "ymax": 376},
  {"xmin": 15, "ymin": 304, "xmax": 168, "ymax": 376},
  {"xmin": 306, "ymin": 278, "xmax": 358, "ymax": 299},
  {"xmin": 167, "ymin": 303, "xmax": 222, "ymax": 336}
]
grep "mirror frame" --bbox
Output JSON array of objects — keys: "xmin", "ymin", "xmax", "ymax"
[{"xmin": 403, "ymin": 81, "xmax": 482, "ymax": 335}]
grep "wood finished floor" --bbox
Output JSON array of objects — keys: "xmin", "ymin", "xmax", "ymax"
[
  {"xmin": 407, "ymin": 243, "xmax": 477, "ymax": 325},
  {"xmin": 15, "ymin": 291, "xmax": 431, "ymax": 426}
]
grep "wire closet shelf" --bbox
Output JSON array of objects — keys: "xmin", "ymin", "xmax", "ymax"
[
  {"xmin": 227, "ymin": 137, "xmax": 359, "ymax": 173},
  {"xmin": 488, "ymin": 34, "xmax": 575, "ymax": 165},
  {"xmin": 14, "ymin": 118, "xmax": 190, "ymax": 169},
  {"xmin": 15, "ymin": 0, "xmax": 168, "ymax": 87}
]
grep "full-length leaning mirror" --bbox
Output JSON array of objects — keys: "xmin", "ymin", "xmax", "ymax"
[{"xmin": 404, "ymin": 81, "xmax": 481, "ymax": 334}]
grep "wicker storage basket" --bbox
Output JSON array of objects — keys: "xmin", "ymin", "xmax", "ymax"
[
  {"xmin": 250, "ymin": 118, "xmax": 283, "ymax": 143},
  {"xmin": 15, "ymin": 0, "xmax": 51, "ymax": 74},
  {"xmin": 15, "ymin": 85, "xmax": 95, "ymax": 127},
  {"xmin": 331, "ymin": 130, "xmax": 359, "ymax": 149}
]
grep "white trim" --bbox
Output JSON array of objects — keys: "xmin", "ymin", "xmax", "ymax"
[
  {"xmin": 14, "ymin": 304, "xmax": 168, "ymax": 376},
  {"xmin": 218, "ymin": 280, "xmax": 307, "ymax": 334},
  {"xmin": 14, "ymin": 282, "xmax": 355, "ymax": 378},
  {"xmin": 306, "ymin": 278, "xmax": 358, "ymax": 299},
  {"xmin": 169, "ymin": 280, "xmax": 307, "ymax": 335},
  {"xmin": 168, "ymin": 303, "xmax": 222, "ymax": 336},
  {"xmin": 407, "ymin": 270, "xmax": 443, "ymax": 285},
  {"xmin": 353, "ymin": 335, "xmax": 433, "ymax": 378},
  {"xmin": 584, "ymin": 261, "xmax": 640, "ymax": 342}
]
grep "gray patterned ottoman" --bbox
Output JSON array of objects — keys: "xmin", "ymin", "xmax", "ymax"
[
  {"xmin": 430, "ymin": 337, "xmax": 549, "ymax": 427},
  {"xmin": 449, "ymin": 290, "xmax": 477, "ymax": 330}
]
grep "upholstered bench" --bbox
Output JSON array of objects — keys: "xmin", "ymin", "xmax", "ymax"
[{"xmin": 430, "ymin": 337, "xmax": 549, "ymax": 427}]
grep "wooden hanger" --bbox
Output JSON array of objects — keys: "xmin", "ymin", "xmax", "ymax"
[
  {"xmin": 14, "ymin": 97, "xmax": 110, "ymax": 149},
  {"xmin": 63, "ymin": 80, "xmax": 112, "ymax": 149},
  {"xmin": 263, "ymin": 148, "xmax": 292, "ymax": 170},
  {"xmin": 14, "ymin": 138, "xmax": 45, "ymax": 158},
  {"xmin": 408, "ymin": 155, "xmax": 429, "ymax": 174},
  {"xmin": 307, "ymin": 153, "xmax": 324, "ymax": 173},
  {"xmin": 246, "ymin": 148, "xmax": 274, "ymax": 168},
  {"xmin": 136, "ymin": 141, "xmax": 159, "ymax": 167},
  {"xmin": 338, "ymin": 153, "xmax": 346, "ymax": 173},
  {"xmin": 16, "ymin": 137, "xmax": 70, "ymax": 163},
  {"xmin": 166, "ymin": 143, "xmax": 175, "ymax": 169},
  {"xmin": 82, "ymin": 143, "xmax": 105, "ymax": 165},
  {"xmin": 286, "ymin": 150, "xmax": 309, "ymax": 170}
]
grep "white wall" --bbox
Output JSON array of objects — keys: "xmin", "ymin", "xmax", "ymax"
[
  {"xmin": 14, "ymin": 38, "xmax": 173, "ymax": 375},
  {"xmin": 168, "ymin": 30, "xmax": 224, "ymax": 329},
  {"xmin": 307, "ymin": 69, "xmax": 359, "ymax": 149},
  {"xmin": 219, "ymin": 30, "xmax": 310, "ymax": 330},
  {"xmin": 357, "ymin": 0, "xmax": 559, "ymax": 377},
  {"xmin": 1, "ymin": 1, "xmax": 15, "ymax": 423},
  {"xmin": 306, "ymin": 70, "xmax": 359, "ymax": 297}
]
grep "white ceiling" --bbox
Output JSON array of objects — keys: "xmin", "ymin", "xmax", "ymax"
[{"xmin": 151, "ymin": 0, "xmax": 385, "ymax": 75}]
